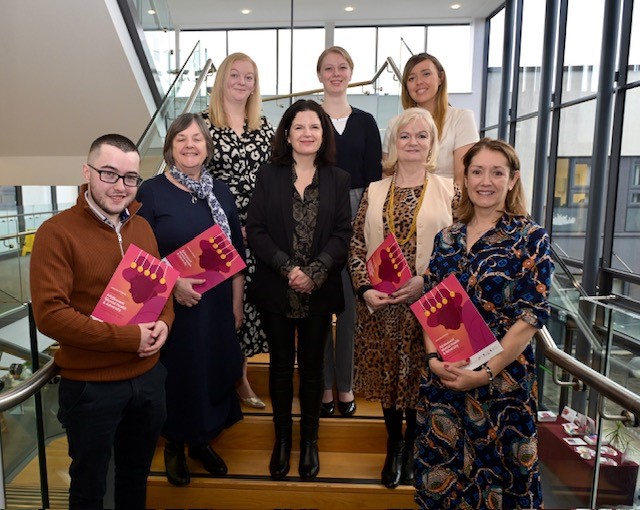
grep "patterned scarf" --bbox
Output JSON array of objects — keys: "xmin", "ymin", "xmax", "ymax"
[{"xmin": 169, "ymin": 165, "xmax": 231, "ymax": 240}]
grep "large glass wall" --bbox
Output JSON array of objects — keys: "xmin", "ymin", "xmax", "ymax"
[{"xmin": 482, "ymin": 0, "xmax": 640, "ymax": 287}]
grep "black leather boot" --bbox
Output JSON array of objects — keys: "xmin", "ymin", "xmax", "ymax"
[
  {"xmin": 299, "ymin": 439, "xmax": 319, "ymax": 480},
  {"xmin": 188, "ymin": 443, "xmax": 227, "ymax": 477},
  {"xmin": 164, "ymin": 441, "xmax": 190, "ymax": 486},
  {"xmin": 269, "ymin": 427, "xmax": 292, "ymax": 480},
  {"xmin": 381, "ymin": 439, "xmax": 404, "ymax": 489},
  {"xmin": 400, "ymin": 440, "xmax": 414, "ymax": 485}
]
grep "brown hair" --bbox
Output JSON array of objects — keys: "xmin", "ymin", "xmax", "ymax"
[
  {"xmin": 456, "ymin": 138, "xmax": 528, "ymax": 223},
  {"xmin": 401, "ymin": 53, "xmax": 448, "ymax": 141},
  {"xmin": 270, "ymin": 100, "xmax": 336, "ymax": 167},
  {"xmin": 163, "ymin": 113, "xmax": 214, "ymax": 167}
]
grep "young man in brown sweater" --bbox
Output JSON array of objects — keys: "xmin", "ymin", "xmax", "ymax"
[{"xmin": 30, "ymin": 134, "xmax": 174, "ymax": 510}]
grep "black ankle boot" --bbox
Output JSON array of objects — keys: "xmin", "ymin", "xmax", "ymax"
[
  {"xmin": 188, "ymin": 443, "xmax": 227, "ymax": 477},
  {"xmin": 270, "ymin": 431, "xmax": 292, "ymax": 480},
  {"xmin": 298, "ymin": 439, "xmax": 319, "ymax": 480},
  {"xmin": 164, "ymin": 441, "xmax": 190, "ymax": 486},
  {"xmin": 400, "ymin": 441, "xmax": 414, "ymax": 485},
  {"xmin": 381, "ymin": 439, "xmax": 404, "ymax": 489}
]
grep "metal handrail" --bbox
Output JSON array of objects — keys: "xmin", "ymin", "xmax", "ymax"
[
  {"xmin": 262, "ymin": 56, "xmax": 402, "ymax": 102},
  {"xmin": 536, "ymin": 326, "xmax": 640, "ymax": 418},
  {"xmin": 0, "ymin": 359, "xmax": 59, "ymax": 413},
  {"xmin": 0, "ymin": 229, "xmax": 37, "ymax": 243},
  {"xmin": 153, "ymin": 58, "xmax": 215, "ymax": 177}
]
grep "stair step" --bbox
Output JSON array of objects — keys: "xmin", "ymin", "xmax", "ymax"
[
  {"xmin": 146, "ymin": 476, "xmax": 414, "ymax": 509},
  {"xmin": 181, "ymin": 415, "xmax": 388, "ymax": 453},
  {"xmin": 147, "ymin": 476, "xmax": 414, "ymax": 509}
]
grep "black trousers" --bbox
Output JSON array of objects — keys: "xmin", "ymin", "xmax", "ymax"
[
  {"xmin": 57, "ymin": 362, "xmax": 167, "ymax": 510},
  {"xmin": 261, "ymin": 311, "xmax": 331, "ymax": 440}
]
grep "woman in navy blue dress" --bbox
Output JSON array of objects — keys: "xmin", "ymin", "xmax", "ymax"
[
  {"xmin": 414, "ymin": 139, "xmax": 553, "ymax": 509},
  {"xmin": 137, "ymin": 113, "xmax": 244, "ymax": 487}
]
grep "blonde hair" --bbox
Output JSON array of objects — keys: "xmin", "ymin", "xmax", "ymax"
[
  {"xmin": 208, "ymin": 53, "xmax": 262, "ymax": 131},
  {"xmin": 383, "ymin": 108, "xmax": 439, "ymax": 174},
  {"xmin": 456, "ymin": 138, "xmax": 528, "ymax": 223},
  {"xmin": 316, "ymin": 46, "xmax": 354, "ymax": 73},
  {"xmin": 401, "ymin": 53, "xmax": 448, "ymax": 141}
]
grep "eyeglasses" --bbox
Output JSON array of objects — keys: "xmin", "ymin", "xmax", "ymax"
[{"xmin": 87, "ymin": 163, "xmax": 143, "ymax": 187}]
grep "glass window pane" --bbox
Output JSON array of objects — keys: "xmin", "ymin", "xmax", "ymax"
[
  {"xmin": 630, "ymin": 0, "xmax": 640, "ymax": 67},
  {"xmin": 485, "ymin": 9, "xmax": 505, "ymax": 128},
  {"xmin": 228, "ymin": 30, "xmax": 278, "ymax": 95},
  {"xmin": 562, "ymin": 0, "xmax": 605, "ymax": 102},
  {"xmin": 278, "ymin": 28, "xmax": 325, "ymax": 95},
  {"xmin": 613, "ymin": 88, "xmax": 640, "ymax": 273},
  {"xmin": 377, "ymin": 26, "xmax": 425, "ymax": 101},
  {"xmin": 551, "ymin": 100, "xmax": 597, "ymax": 259},
  {"xmin": 427, "ymin": 25, "xmax": 472, "ymax": 93},
  {"xmin": 334, "ymin": 27, "xmax": 377, "ymax": 94},
  {"xmin": 180, "ymin": 31, "xmax": 227, "ymax": 70},
  {"xmin": 517, "ymin": 0, "xmax": 547, "ymax": 116},
  {"xmin": 514, "ymin": 117, "xmax": 539, "ymax": 213}
]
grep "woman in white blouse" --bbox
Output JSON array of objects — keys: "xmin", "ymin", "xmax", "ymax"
[{"xmin": 383, "ymin": 53, "xmax": 479, "ymax": 206}]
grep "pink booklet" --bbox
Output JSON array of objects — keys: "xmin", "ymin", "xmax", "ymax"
[
  {"xmin": 410, "ymin": 274, "xmax": 503, "ymax": 370},
  {"xmin": 366, "ymin": 233, "xmax": 412, "ymax": 294},
  {"xmin": 163, "ymin": 224, "xmax": 246, "ymax": 294},
  {"xmin": 91, "ymin": 244, "xmax": 179, "ymax": 325}
]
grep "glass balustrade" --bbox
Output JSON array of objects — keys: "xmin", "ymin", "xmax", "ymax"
[{"xmin": 137, "ymin": 42, "xmax": 206, "ymax": 180}]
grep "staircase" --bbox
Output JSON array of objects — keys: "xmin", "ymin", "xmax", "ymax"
[{"xmin": 145, "ymin": 354, "xmax": 416, "ymax": 509}]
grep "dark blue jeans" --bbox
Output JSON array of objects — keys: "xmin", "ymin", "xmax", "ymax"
[{"xmin": 57, "ymin": 362, "xmax": 167, "ymax": 510}]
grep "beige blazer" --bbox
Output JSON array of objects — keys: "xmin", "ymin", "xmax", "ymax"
[{"xmin": 364, "ymin": 173, "xmax": 453, "ymax": 275}]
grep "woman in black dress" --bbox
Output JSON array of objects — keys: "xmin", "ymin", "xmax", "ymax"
[{"xmin": 137, "ymin": 113, "xmax": 244, "ymax": 486}]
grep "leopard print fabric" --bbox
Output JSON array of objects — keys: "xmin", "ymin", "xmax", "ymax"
[{"xmin": 349, "ymin": 185, "xmax": 426, "ymax": 409}]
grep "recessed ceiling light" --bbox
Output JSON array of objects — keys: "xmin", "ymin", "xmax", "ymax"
[
  {"xmin": 147, "ymin": 9, "xmax": 156, "ymax": 14},
  {"xmin": 451, "ymin": 3, "xmax": 461, "ymax": 9},
  {"xmin": 241, "ymin": 8, "xmax": 251, "ymax": 14},
  {"xmin": 345, "ymin": 6, "xmax": 355, "ymax": 12}
]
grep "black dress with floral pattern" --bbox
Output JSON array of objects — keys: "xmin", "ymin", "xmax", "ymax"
[
  {"xmin": 414, "ymin": 215, "xmax": 553, "ymax": 510},
  {"xmin": 202, "ymin": 112, "xmax": 275, "ymax": 356}
]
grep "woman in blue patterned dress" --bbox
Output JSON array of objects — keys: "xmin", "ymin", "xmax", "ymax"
[
  {"xmin": 415, "ymin": 138, "xmax": 553, "ymax": 509},
  {"xmin": 202, "ymin": 53, "xmax": 275, "ymax": 408}
]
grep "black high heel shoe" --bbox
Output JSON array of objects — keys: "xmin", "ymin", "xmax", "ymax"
[
  {"xmin": 337, "ymin": 399, "xmax": 356, "ymax": 417},
  {"xmin": 320, "ymin": 400, "xmax": 335, "ymax": 417}
]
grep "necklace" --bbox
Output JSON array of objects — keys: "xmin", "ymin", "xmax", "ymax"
[
  {"xmin": 327, "ymin": 106, "xmax": 351, "ymax": 120},
  {"xmin": 386, "ymin": 172, "xmax": 429, "ymax": 245}
]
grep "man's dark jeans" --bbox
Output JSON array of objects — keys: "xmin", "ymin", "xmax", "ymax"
[{"xmin": 58, "ymin": 362, "xmax": 167, "ymax": 510}]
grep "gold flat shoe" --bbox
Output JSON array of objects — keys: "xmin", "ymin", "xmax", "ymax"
[{"xmin": 241, "ymin": 396, "xmax": 266, "ymax": 409}]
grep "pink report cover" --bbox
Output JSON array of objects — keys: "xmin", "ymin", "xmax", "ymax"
[
  {"xmin": 163, "ymin": 224, "xmax": 246, "ymax": 294},
  {"xmin": 91, "ymin": 244, "xmax": 179, "ymax": 325},
  {"xmin": 366, "ymin": 233, "xmax": 413, "ymax": 294},
  {"xmin": 410, "ymin": 274, "xmax": 503, "ymax": 370}
]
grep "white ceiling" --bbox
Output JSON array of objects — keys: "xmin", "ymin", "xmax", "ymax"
[
  {"xmin": 0, "ymin": 0, "xmax": 504, "ymax": 186},
  {"xmin": 163, "ymin": 0, "xmax": 504, "ymax": 30}
]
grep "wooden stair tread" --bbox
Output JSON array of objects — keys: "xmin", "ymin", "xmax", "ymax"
[{"xmin": 151, "ymin": 448, "xmax": 388, "ymax": 479}]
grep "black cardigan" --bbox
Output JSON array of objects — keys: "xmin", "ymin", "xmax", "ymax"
[
  {"xmin": 333, "ymin": 107, "xmax": 382, "ymax": 189},
  {"xmin": 246, "ymin": 163, "xmax": 352, "ymax": 316}
]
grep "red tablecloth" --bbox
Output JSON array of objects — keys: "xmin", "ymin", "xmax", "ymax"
[{"xmin": 538, "ymin": 419, "xmax": 638, "ymax": 506}]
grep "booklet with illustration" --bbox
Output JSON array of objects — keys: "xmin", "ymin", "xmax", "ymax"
[
  {"xmin": 366, "ymin": 233, "xmax": 413, "ymax": 294},
  {"xmin": 164, "ymin": 224, "xmax": 246, "ymax": 294},
  {"xmin": 410, "ymin": 274, "xmax": 503, "ymax": 370},
  {"xmin": 91, "ymin": 244, "xmax": 179, "ymax": 325}
]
